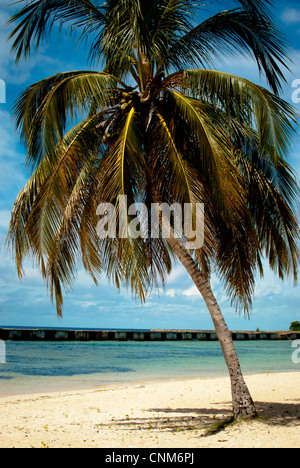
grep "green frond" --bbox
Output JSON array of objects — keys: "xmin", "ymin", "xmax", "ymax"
[
  {"xmin": 243, "ymin": 153, "xmax": 299, "ymax": 282},
  {"xmin": 45, "ymin": 152, "xmax": 103, "ymax": 317},
  {"xmin": 98, "ymin": 0, "xmax": 193, "ymax": 76},
  {"xmin": 153, "ymin": 111, "xmax": 195, "ymax": 206},
  {"xmin": 215, "ymin": 214, "xmax": 259, "ymax": 317},
  {"xmin": 97, "ymin": 108, "xmax": 153, "ymax": 302},
  {"xmin": 235, "ymin": 0, "xmax": 273, "ymax": 19},
  {"xmin": 7, "ymin": 111, "xmax": 109, "ymax": 314},
  {"xmin": 167, "ymin": 4, "xmax": 289, "ymax": 94},
  {"xmin": 165, "ymin": 89, "xmax": 246, "ymax": 220},
  {"xmin": 215, "ymin": 129, "xmax": 299, "ymax": 314},
  {"xmin": 101, "ymin": 108, "xmax": 139, "ymax": 202},
  {"xmin": 13, "ymin": 71, "xmax": 123, "ymax": 169},
  {"xmin": 7, "ymin": 0, "xmax": 106, "ymax": 63},
  {"xmin": 183, "ymin": 69, "xmax": 297, "ymax": 163}
]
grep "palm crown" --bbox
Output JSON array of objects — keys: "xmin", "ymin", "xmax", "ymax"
[{"xmin": 7, "ymin": 0, "xmax": 299, "ymax": 318}]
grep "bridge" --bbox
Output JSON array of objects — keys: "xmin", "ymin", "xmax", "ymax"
[{"xmin": 0, "ymin": 328, "xmax": 299, "ymax": 341}]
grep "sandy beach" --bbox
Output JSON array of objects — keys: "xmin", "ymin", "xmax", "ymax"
[{"xmin": 0, "ymin": 372, "xmax": 299, "ymax": 448}]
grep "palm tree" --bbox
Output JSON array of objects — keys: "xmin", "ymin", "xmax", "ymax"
[{"xmin": 6, "ymin": 0, "xmax": 299, "ymax": 420}]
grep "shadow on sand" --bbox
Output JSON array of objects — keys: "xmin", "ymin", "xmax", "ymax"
[{"xmin": 97, "ymin": 400, "xmax": 300, "ymax": 437}]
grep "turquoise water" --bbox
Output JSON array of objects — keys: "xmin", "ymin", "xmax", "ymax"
[{"xmin": 0, "ymin": 340, "xmax": 299, "ymax": 396}]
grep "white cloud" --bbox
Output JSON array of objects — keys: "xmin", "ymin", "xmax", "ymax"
[
  {"xmin": 280, "ymin": 8, "xmax": 300, "ymax": 25},
  {"xmin": 0, "ymin": 8, "xmax": 39, "ymax": 85},
  {"xmin": 0, "ymin": 6, "xmax": 67, "ymax": 87},
  {"xmin": 166, "ymin": 265, "xmax": 186, "ymax": 285},
  {"xmin": 73, "ymin": 300, "xmax": 97, "ymax": 309},
  {"xmin": 182, "ymin": 285, "xmax": 200, "ymax": 298},
  {"xmin": 166, "ymin": 289, "xmax": 176, "ymax": 298},
  {"xmin": 0, "ymin": 209, "xmax": 11, "ymax": 229},
  {"xmin": 255, "ymin": 280, "xmax": 282, "ymax": 299},
  {"xmin": 0, "ymin": 109, "xmax": 27, "ymax": 195},
  {"xmin": 253, "ymin": 261, "xmax": 296, "ymax": 300}
]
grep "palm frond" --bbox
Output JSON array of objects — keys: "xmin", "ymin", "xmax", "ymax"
[
  {"xmin": 167, "ymin": 6, "xmax": 289, "ymax": 94},
  {"xmin": 7, "ymin": 111, "xmax": 109, "ymax": 314},
  {"xmin": 92, "ymin": 0, "xmax": 195, "ymax": 79},
  {"xmin": 164, "ymin": 89, "xmax": 246, "ymax": 221},
  {"xmin": 235, "ymin": 0, "xmax": 273, "ymax": 19},
  {"xmin": 239, "ymin": 148, "xmax": 300, "ymax": 282},
  {"xmin": 215, "ymin": 125, "xmax": 299, "ymax": 314},
  {"xmin": 215, "ymin": 213, "xmax": 259, "ymax": 316},
  {"xmin": 45, "ymin": 152, "xmax": 102, "ymax": 317},
  {"xmin": 13, "ymin": 71, "xmax": 124, "ymax": 169},
  {"xmin": 7, "ymin": 0, "xmax": 106, "ymax": 62},
  {"xmin": 182, "ymin": 69, "xmax": 297, "ymax": 163},
  {"xmin": 98, "ymin": 108, "xmax": 154, "ymax": 302}
]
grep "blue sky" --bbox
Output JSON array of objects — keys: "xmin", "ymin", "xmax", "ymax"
[{"xmin": 0, "ymin": 0, "xmax": 299, "ymax": 331}]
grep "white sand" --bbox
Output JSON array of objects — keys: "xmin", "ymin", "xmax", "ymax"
[{"xmin": 0, "ymin": 372, "xmax": 299, "ymax": 448}]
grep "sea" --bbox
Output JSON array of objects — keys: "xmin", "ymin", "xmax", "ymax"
[{"xmin": 0, "ymin": 332, "xmax": 299, "ymax": 397}]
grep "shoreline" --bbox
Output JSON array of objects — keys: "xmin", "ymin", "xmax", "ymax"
[
  {"xmin": 1, "ymin": 368, "xmax": 299, "ymax": 399},
  {"xmin": 1, "ymin": 372, "xmax": 300, "ymax": 448}
]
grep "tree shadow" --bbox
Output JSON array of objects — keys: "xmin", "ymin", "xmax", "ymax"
[
  {"xmin": 97, "ymin": 406, "xmax": 234, "ymax": 436},
  {"xmin": 96, "ymin": 400, "xmax": 300, "ymax": 437},
  {"xmin": 255, "ymin": 400, "xmax": 300, "ymax": 427}
]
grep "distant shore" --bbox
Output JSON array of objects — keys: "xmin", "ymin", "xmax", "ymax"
[
  {"xmin": 1, "ymin": 372, "xmax": 299, "ymax": 448},
  {"xmin": 1, "ymin": 327, "xmax": 300, "ymax": 342}
]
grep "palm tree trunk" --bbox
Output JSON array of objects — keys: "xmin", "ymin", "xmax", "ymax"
[
  {"xmin": 150, "ymin": 181, "xmax": 257, "ymax": 420},
  {"xmin": 165, "ymin": 231, "xmax": 257, "ymax": 420}
]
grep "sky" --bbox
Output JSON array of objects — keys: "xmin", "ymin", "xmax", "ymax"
[{"xmin": 0, "ymin": 0, "xmax": 299, "ymax": 331}]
